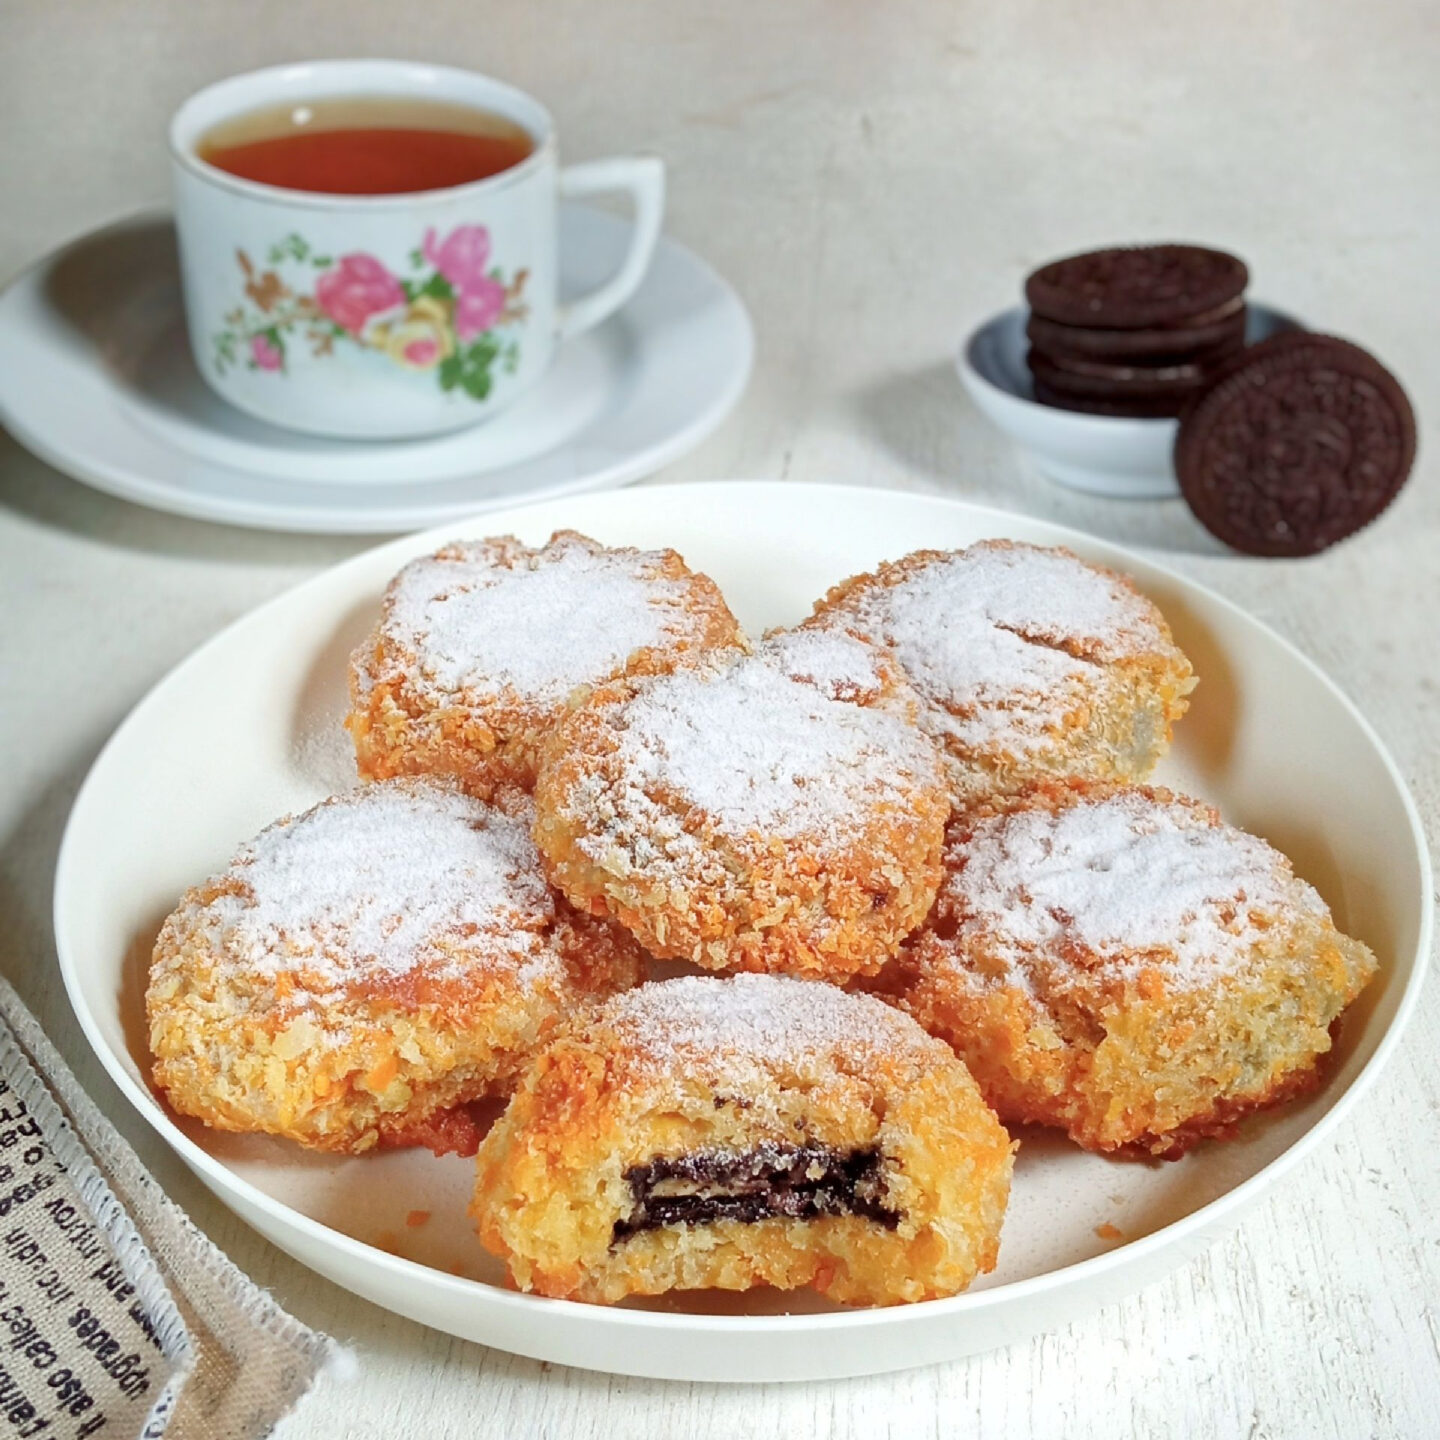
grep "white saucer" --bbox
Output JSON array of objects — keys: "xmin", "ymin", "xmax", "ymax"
[{"xmin": 0, "ymin": 208, "xmax": 753, "ymax": 533}]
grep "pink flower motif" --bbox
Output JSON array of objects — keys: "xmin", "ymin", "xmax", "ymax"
[
  {"xmin": 423, "ymin": 224, "xmax": 493, "ymax": 294},
  {"xmin": 402, "ymin": 336, "xmax": 442, "ymax": 367},
  {"xmin": 454, "ymin": 280, "xmax": 506, "ymax": 341},
  {"xmin": 314, "ymin": 253, "xmax": 404, "ymax": 333},
  {"xmin": 250, "ymin": 334, "xmax": 283, "ymax": 371}
]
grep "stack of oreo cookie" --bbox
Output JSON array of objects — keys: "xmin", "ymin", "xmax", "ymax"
[{"xmin": 1025, "ymin": 244, "xmax": 1249, "ymax": 418}]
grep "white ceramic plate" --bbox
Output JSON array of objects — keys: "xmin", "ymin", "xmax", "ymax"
[
  {"xmin": 54, "ymin": 483, "xmax": 1430, "ymax": 1382},
  {"xmin": 0, "ymin": 208, "xmax": 752, "ymax": 533}
]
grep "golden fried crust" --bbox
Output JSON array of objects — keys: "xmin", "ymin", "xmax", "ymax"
[
  {"xmin": 807, "ymin": 541, "xmax": 1196, "ymax": 805},
  {"xmin": 146, "ymin": 781, "xmax": 644, "ymax": 1154},
  {"xmin": 531, "ymin": 633, "xmax": 951, "ymax": 979},
  {"xmin": 347, "ymin": 530, "xmax": 746, "ymax": 798},
  {"xmin": 885, "ymin": 780, "xmax": 1378, "ymax": 1156},
  {"xmin": 471, "ymin": 976, "xmax": 1015, "ymax": 1306}
]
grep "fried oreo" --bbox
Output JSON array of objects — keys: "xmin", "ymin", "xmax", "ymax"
[
  {"xmin": 146, "ymin": 779, "xmax": 645, "ymax": 1155},
  {"xmin": 804, "ymin": 541, "xmax": 1195, "ymax": 806},
  {"xmin": 1175, "ymin": 333, "xmax": 1416, "ymax": 556},
  {"xmin": 885, "ymin": 782, "xmax": 1377, "ymax": 1158},
  {"xmin": 533, "ymin": 630, "xmax": 950, "ymax": 980},
  {"xmin": 347, "ymin": 530, "xmax": 744, "ymax": 798}
]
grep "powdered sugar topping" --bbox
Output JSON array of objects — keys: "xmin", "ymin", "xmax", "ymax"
[
  {"xmin": 939, "ymin": 790, "xmax": 1325, "ymax": 992},
  {"xmin": 379, "ymin": 533, "xmax": 718, "ymax": 705},
  {"xmin": 207, "ymin": 780, "xmax": 557, "ymax": 991},
  {"xmin": 820, "ymin": 542, "xmax": 1172, "ymax": 752},
  {"xmin": 762, "ymin": 627, "xmax": 892, "ymax": 704},
  {"xmin": 572, "ymin": 639, "xmax": 942, "ymax": 849},
  {"xmin": 608, "ymin": 974, "xmax": 941, "ymax": 1073}
]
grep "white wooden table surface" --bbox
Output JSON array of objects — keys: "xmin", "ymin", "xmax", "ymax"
[{"xmin": 2, "ymin": 2, "xmax": 1437, "ymax": 1435}]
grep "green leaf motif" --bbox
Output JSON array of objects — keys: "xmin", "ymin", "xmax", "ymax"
[
  {"xmin": 213, "ymin": 329, "xmax": 238, "ymax": 375},
  {"xmin": 417, "ymin": 272, "xmax": 455, "ymax": 302},
  {"xmin": 448, "ymin": 335, "xmax": 500, "ymax": 402},
  {"xmin": 311, "ymin": 255, "xmax": 333, "ymax": 268},
  {"xmin": 266, "ymin": 232, "xmax": 311, "ymax": 265},
  {"xmin": 408, "ymin": 249, "xmax": 424, "ymax": 269}
]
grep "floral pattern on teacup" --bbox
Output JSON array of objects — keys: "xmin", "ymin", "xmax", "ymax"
[{"xmin": 211, "ymin": 227, "xmax": 528, "ymax": 401}]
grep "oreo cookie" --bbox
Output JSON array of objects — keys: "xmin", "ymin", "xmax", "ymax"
[
  {"xmin": 1031, "ymin": 380, "xmax": 1189, "ymax": 420},
  {"xmin": 1029, "ymin": 349, "xmax": 1212, "ymax": 400},
  {"xmin": 1026, "ymin": 305, "xmax": 1247, "ymax": 363},
  {"xmin": 1023, "ymin": 244, "xmax": 1251, "ymax": 420},
  {"xmin": 1025, "ymin": 352, "xmax": 1203, "ymax": 420},
  {"xmin": 1026, "ymin": 245, "xmax": 1249, "ymax": 330},
  {"xmin": 1175, "ymin": 334, "xmax": 1416, "ymax": 556}
]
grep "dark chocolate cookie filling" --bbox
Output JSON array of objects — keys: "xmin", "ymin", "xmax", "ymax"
[{"xmin": 613, "ymin": 1142, "xmax": 899, "ymax": 1242}]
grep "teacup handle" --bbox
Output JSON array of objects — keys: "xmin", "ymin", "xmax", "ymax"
[{"xmin": 557, "ymin": 156, "xmax": 666, "ymax": 341}]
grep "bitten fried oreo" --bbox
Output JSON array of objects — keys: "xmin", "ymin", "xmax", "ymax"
[
  {"xmin": 1026, "ymin": 245, "xmax": 1249, "ymax": 330},
  {"xmin": 471, "ymin": 974, "xmax": 1015, "ymax": 1306},
  {"xmin": 1175, "ymin": 333, "xmax": 1416, "ymax": 556}
]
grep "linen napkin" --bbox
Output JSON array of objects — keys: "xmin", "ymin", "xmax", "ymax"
[{"xmin": 0, "ymin": 976, "xmax": 348, "ymax": 1438}]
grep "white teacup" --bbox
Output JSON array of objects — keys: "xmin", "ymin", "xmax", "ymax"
[{"xmin": 170, "ymin": 61, "xmax": 665, "ymax": 439}]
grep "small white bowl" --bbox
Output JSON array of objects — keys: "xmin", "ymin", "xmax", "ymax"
[{"xmin": 957, "ymin": 303, "xmax": 1302, "ymax": 499}]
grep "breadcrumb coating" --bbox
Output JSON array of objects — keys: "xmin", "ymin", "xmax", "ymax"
[
  {"xmin": 881, "ymin": 781, "xmax": 1377, "ymax": 1156},
  {"xmin": 147, "ymin": 779, "xmax": 643, "ymax": 1153},
  {"xmin": 806, "ymin": 541, "xmax": 1196, "ymax": 804},
  {"xmin": 347, "ymin": 530, "xmax": 745, "ymax": 797},
  {"xmin": 533, "ymin": 631, "xmax": 950, "ymax": 979}
]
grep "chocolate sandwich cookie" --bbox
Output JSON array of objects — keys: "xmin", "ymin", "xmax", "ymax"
[
  {"xmin": 1175, "ymin": 334, "xmax": 1416, "ymax": 557},
  {"xmin": 1026, "ymin": 304, "xmax": 1247, "ymax": 363},
  {"xmin": 1026, "ymin": 245, "xmax": 1249, "ymax": 330},
  {"xmin": 1031, "ymin": 381, "xmax": 1189, "ymax": 419},
  {"xmin": 1028, "ymin": 349, "xmax": 1211, "ymax": 406}
]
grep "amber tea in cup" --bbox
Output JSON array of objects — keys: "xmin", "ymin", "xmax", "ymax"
[{"xmin": 197, "ymin": 96, "xmax": 535, "ymax": 195}]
